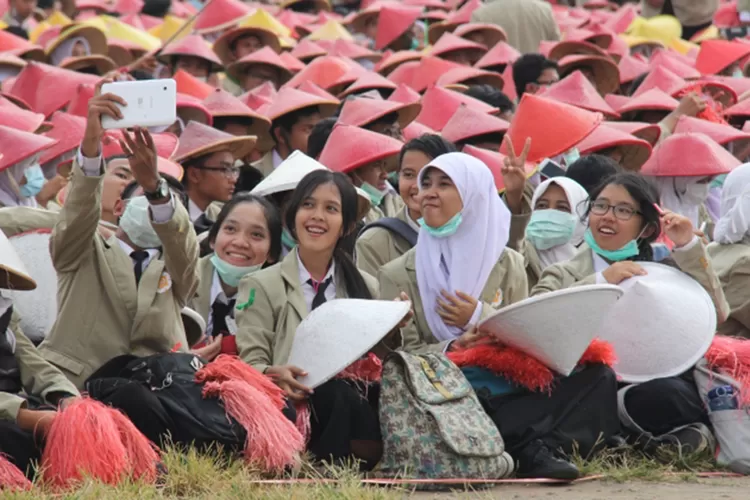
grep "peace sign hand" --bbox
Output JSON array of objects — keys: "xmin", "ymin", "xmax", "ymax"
[{"xmin": 502, "ymin": 135, "xmax": 531, "ymax": 214}]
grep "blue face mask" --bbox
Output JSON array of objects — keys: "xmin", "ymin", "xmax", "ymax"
[
  {"xmin": 19, "ymin": 165, "xmax": 45, "ymax": 198},
  {"xmin": 210, "ymin": 253, "xmax": 261, "ymax": 287},
  {"xmin": 583, "ymin": 227, "xmax": 640, "ymax": 262},
  {"xmin": 525, "ymin": 210, "xmax": 576, "ymax": 250},
  {"xmin": 281, "ymin": 227, "xmax": 296, "ymax": 250},
  {"xmin": 418, "ymin": 212, "xmax": 463, "ymax": 238}
]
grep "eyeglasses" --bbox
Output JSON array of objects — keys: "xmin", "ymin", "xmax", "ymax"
[
  {"xmin": 590, "ymin": 200, "xmax": 641, "ymax": 221},
  {"xmin": 193, "ymin": 165, "xmax": 241, "ymax": 178}
]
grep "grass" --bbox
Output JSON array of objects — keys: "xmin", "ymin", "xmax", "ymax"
[{"xmin": 1, "ymin": 442, "xmax": 729, "ymax": 499}]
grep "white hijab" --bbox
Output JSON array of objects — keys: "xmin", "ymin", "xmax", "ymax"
[
  {"xmin": 714, "ymin": 163, "xmax": 750, "ymax": 244},
  {"xmin": 0, "ymin": 154, "xmax": 40, "ymax": 208},
  {"xmin": 415, "ymin": 152, "xmax": 511, "ymax": 342},
  {"xmin": 530, "ymin": 177, "xmax": 589, "ymax": 269},
  {"xmin": 50, "ymin": 36, "xmax": 91, "ymax": 67},
  {"xmin": 653, "ymin": 176, "xmax": 711, "ymax": 228}
]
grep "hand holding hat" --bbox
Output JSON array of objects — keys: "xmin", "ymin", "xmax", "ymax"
[
  {"xmin": 265, "ymin": 365, "xmax": 313, "ymax": 402},
  {"xmin": 82, "ymin": 78, "xmax": 126, "ymax": 158},
  {"xmin": 501, "ymin": 135, "xmax": 532, "ymax": 215},
  {"xmin": 602, "ymin": 261, "xmax": 647, "ymax": 285}
]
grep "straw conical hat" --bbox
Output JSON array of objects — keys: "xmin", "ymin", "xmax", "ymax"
[
  {"xmin": 93, "ymin": 14, "xmax": 161, "ymax": 51},
  {"xmin": 575, "ymin": 123, "xmax": 652, "ymax": 171},
  {"xmin": 374, "ymin": 4, "xmax": 422, "ymax": 51},
  {"xmin": 478, "ymin": 284, "xmax": 623, "ymax": 375},
  {"xmin": 0, "ymin": 100, "xmax": 47, "ymax": 133},
  {"xmin": 319, "ymin": 123, "xmax": 403, "ymax": 174},
  {"xmin": 626, "ymin": 15, "xmax": 682, "ymax": 46},
  {"xmin": 264, "ymin": 87, "xmax": 339, "ymax": 122},
  {"xmin": 172, "ymin": 121, "xmax": 257, "ymax": 163},
  {"xmin": 240, "ymin": 8, "xmax": 292, "ymax": 37},
  {"xmin": 441, "ymin": 104, "xmax": 509, "ymax": 145},
  {"xmin": 548, "ymin": 39, "xmax": 609, "ymax": 62},
  {"xmin": 596, "ymin": 262, "xmax": 715, "ymax": 383},
  {"xmin": 39, "ymin": 112, "xmax": 86, "ymax": 164},
  {"xmin": 0, "ymin": 30, "xmax": 45, "ymax": 61},
  {"xmin": 59, "ymin": 54, "xmax": 117, "ymax": 75},
  {"xmin": 388, "ymin": 83, "xmax": 421, "ymax": 105},
  {"xmin": 557, "ymin": 54, "xmax": 620, "ymax": 95},
  {"xmin": 287, "ymin": 298, "xmax": 410, "ymax": 388},
  {"xmin": 540, "ymin": 70, "xmax": 620, "ymax": 118},
  {"xmin": 8, "ymin": 62, "xmax": 98, "ymax": 117},
  {"xmin": 307, "ymin": 20, "xmax": 353, "ymax": 41},
  {"xmin": 43, "ymin": 23, "xmax": 108, "ymax": 57},
  {"xmin": 500, "ymin": 94, "xmax": 601, "ymax": 163},
  {"xmin": 429, "ymin": 32, "xmax": 487, "ymax": 60},
  {"xmin": 203, "ymin": 88, "xmax": 274, "ymax": 152},
  {"xmin": 1, "ymin": 230, "xmax": 37, "ymax": 291},
  {"xmin": 696, "ymin": 39, "xmax": 750, "ymax": 76},
  {"xmin": 473, "ymin": 41, "xmax": 521, "ymax": 72},
  {"xmin": 149, "ymin": 15, "xmax": 194, "ymax": 43},
  {"xmin": 213, "ymin": 26, "xmax": 283, "ymax": 65},
  {"xmin": 338, "ymin": 97, "xmax": 420, "ymax": 129},
  {"xmin": 673, "ymin": 115, "xmax": 750, "ymax": 153},
  {"xmin": 640, "ymin": 132, "xmax": 740, "ymax": 177},
  {"xmin": 193, "ymin": 0, "xmax": 252, "ymax": 34},
  {"xmin": 0, "ymin": 124, "xmax": 57, "ymax": 172},
  {"xmin": 416, "ymin": 85, "xmax": 497, "ymax": 131}
]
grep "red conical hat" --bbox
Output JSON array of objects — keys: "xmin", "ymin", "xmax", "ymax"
[
  {"xmin": 213, "ymin": 25, "xmax": 283, "ymax": 65},
  {"xmin": 226, "ymin": 46, "xmax": 293, "ymax": 83},
  {"xmin": 340, "ymin": 71, "xmax": 397, "ymax": 98},
  {"xmin": 722, "ymin": 97, "xmax": 750, "ymax": 125},
  {"xmin": 318, "ymin": 123, "xmax": 403, "ymax": 173},
  {"xmin": 537, "ymin": 40, "xmax": 556, "ymax": 58},
  {"xmin": 173, "ymin": 69, "xmax": 215, "ymax": 100},
  {"xmin": 474, "ymin": 41, "xmax": 520, "ymax": 72},
  {"xmin": 618, "ymin": 54, "xmax": 649, "ymax": 85},
  {"xmin": 606, "ymin": 35, "xmax": 628, "ymax": 61},
  {"xmin": 616, "ymin": 88, "xmax": 679, "ymax": 116},
  {"xmin": 632, "ymin": 65, "xmax": 686, "ymax": 97},
  {"xmin": 172, "ymin": 121, "xmax": 256, "ymax": 163},
  {"xmin": 410, "ymin": 56, "xmax": 465, "ymax": 92},
  {"xmin": 539, "ymin": 70, "xmax": 620, "ymax": 118},
  {"xmin": 0, "ymin": 30, "xmax": 45, "ymax": 61},
  {"xmin": 326, "ymin": 62, "xmax": 371, "ymax": 96},
  {"xmin": 239, "ymin": 92, "xmax": 273, "ymax": 111},
  {"xmin": 375, "ymin": 50, "xmax": 422, "ymax": 76},
  {"xmin": 158, "ymin": 34, "xmax": 223, "ymax": 71},
  {"xmin": 453, "ymin": 23, "xmax": 507, "ymax": 49},
  {"xmin": 640, "ymin": 132, "xmax": 740, "ymax": 177},
  {"xmin": 605, "ymin": 121, "xmax": 661, "ymax": 146},
  {"xmin": 193, "ymin": 0, "xmax": 253, "ymax": 34},
  {"xmin": 696, "ymin": 40, "xmax": 750, "ymax": 76},
  {"xmin": 276, "ymin": 10, "xmax": 315, "ymax": 33},
  {"xmin": 249, "ymin": 80, "xmax": 279, "ymax": 100},
  {"xmin": 463, "ymin": 145, "xmax": 536, "ymax": 193},
  {"xmin": 0, "ymin": 125, "xmax": 58, "ymax": 172},
  {"xmin": 285, "ymin": 55, "xmax": 351, "ymax": 90},
  {"xmin": 436, "ymin": 66, "xmax": 505, "ymax": 90},
  {"xmin": 388, "ymin": 83, "xmax": 421, "ymax": 105},
  {"xmin": 64, "ymin": 83, "xmax": 95, "ymax": 118},
  {"xmin": 403, "ymin": 120, "xmax": 435, "ymax": 141},
  {"xmin": 338, "ymin": 97, "xmax": 420, "ymax": 129},
  {"xmin": 374, "ymin": 4, "xmax": 422, "ymax": 51},
  {"xmin": 415, "ymin": 85, "xmax": 497, "ymax": 131},
  {"xmin": 279, "ymin": 52, "xmax": 306, "ymax": 73},
  {"xmin": 427, "ymin": 0, "xmax": 482, "ymax": 43},
  {"xmin": 500, "ymin": 93, "xmax": 602, "ymax": 163},
  {"xmin": 430, "ymin": 32, "xmax": 487, "ymax": 60},
  {"xmin": 39, "ymin": 112, "xmax": 86, "ymax": 164},
  {"xmin": 345, "ymin": 1, "xmax": 384, "ymax": 34},
  {"xmin": 700, "ymin": 75, "xmax": 750, "ymax": 99},
  {"xmin": 604, "ymin": 93, "xmax": 631, "ymax": 111},
  {"xmin": 386, "ymin": 60, "xmax": 420, "ymax": 87},
  {"xmin": 575, "ymin": 123, "xmax": 652, "ymax": 171},
  {"xmin": 557, "ymin": 54, "xmax": 620, "ymax": 95},
  {"xmin": 203, "ymin": 88, "xmax": 274, "ymax": 152},
  {"xmin": 441, "ymin": 104, "xmax": 510, "ymax": 144},
  {"xmin": 290, "ymin": 40, "xmax": 327, "ymax": 62},
  {"xmin": 673, "ymin": 116, "xmax": 750, "ymax": 152},
  {"xmin": 264, "ymin": 87, "xmax": 339, "ymax": 121},
  {"xmin": 176, "ymin": 93, "xmax": 214, "ymax": 126},
  {"xmin": 297, "ymin": 81, "xmax": 339, "ymax": 102},
  {"xmin": 0, "ymin": 100, "xmax": 46, "ymax": 133},
  {"xmin": 7, "ymin": 62, "xmax": 98, "ymax": 117},
  {"xmin": 648, "ymin": 50, "xmax": 699, "ymax": 80}
]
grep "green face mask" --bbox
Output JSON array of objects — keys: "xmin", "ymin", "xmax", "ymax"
[
  {"xmin": 360, "ymin": 182, "xmax": 387, "ymax": 207},
  {"xmin": 210, "ymin": 254, "xmax": 261, "ymax": 287},
  {"xmin": 583, "ymin": 227, "xmax": 640, "ymax": 262},
  {"xmin": 711, "ymin": 174, "xmax": 727, "ymax": 189},
  {"xmin": 281, "ymin": 227, "xmax": 296, "ymax": 250},
  {"xmin": 418, "ymin": 212, "xmax": 463, "ymax": 238}
]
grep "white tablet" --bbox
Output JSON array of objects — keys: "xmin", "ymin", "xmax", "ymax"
[{"xmin": 101, "ymin": 79, "xmax": 177, "ymax": 130}]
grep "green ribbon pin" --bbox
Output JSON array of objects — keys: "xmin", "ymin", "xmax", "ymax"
[{"xmin": 236, "ymin": 288, "xmax": 255, "ymax": 311}]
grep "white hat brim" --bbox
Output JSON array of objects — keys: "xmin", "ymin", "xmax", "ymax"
[
  {"xmin": 251, "ymin": 150, "xmax": 328, "ymax": 197},
  {"xmin": 8, "ymin": 231, "xmax": 53, "ymax": 344}
]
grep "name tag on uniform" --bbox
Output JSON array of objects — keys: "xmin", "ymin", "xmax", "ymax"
[
  {"xmin": 491, "ymin": 289, "xmax": 503, "ymax": 306},
  {"xmin": 226, "ymin": 316, "xmax": 238, "ymax": 335}
]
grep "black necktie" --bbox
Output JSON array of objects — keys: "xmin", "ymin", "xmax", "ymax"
[
  {"xmin": 193, "ymin": 213, "xmax": 215, "ymax": 235},
  {"xmin": 307, "ymin": 277, "xmax": 332, "ymax": 310},
  {"xmin": 211, "ymin": 298, "xmax": 236, "ymax": 336},
  {"xmin": 131, "ymin": 250, "xmax": 150, "ymax": 285}
]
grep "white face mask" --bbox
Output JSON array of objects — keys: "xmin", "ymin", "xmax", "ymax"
[
  {"xmin": 684, "ymin": 182, "xmax": 711, "ymax": 204},
  {"xmin": 120, "ymin": 196, "xmax": 162, "ymax": 249}
]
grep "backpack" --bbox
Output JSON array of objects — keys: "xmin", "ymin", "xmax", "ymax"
[
  {"xmin": 359, "ymin": 218, "xmax": 418, "ymax": 247},
  {"xmin": 377, "ymin": 351, "xmax": 514, "ymax": 489}
]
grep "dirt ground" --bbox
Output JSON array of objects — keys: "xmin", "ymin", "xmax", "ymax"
[{"xmin": 415, "ymin": 477, "xmax": 750, "ymax": 499}]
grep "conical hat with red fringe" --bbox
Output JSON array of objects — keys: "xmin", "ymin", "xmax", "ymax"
[
  {"xmin": 0, "ymin": 100, "xmax": 47, "ymax": 133},
  {"xmin": 402, "ymin": 120, "xmax": 435, "ymax": 141},
  {"xmin": 374, "ymin": 4, "xmax": 422, "ymax": 50},
  {"xmin": 500, "ymin": 94, "xmax": 601, "ymax": 163},
  {"xmin": 284, "ymin": 55, "xmax": 351, "ymax": 90},
  {"xmin": 290, "ymin": 39, "xmax": 326, "ymax": 62},
  {"xmin": 548, "ymin": 39, "xmax": 609, "ymax": 61},
  {"xmin": 648, "ymin": 50, "xmax": 699, "ymax": 80},
  {"xmin": 605, "ymin": 121, "xmax": 661, "ymax": 146},
  {"xmin": 615, "ymin": 89, "xmax": 679, "ymax": 116},
  {"xmin": 39, "ymin": 112, "xmax": 86, "ymax": 164},
  {"xmin": 375, "ymin": 50, "xmax": 422, "ymax": 76},
  {"xmin": 176, "ymin": 93, "xmax": 213, "ymax": 126},
  {"xmin": 415, "ymin": 85, "xmax": 497, "ymax": 131},
  {"xmin": 318, "ymin": 123, "xmax": 403, "ymax": 173},
  {"xmin": 7, "ymin": 62, "xmax": 98, "ymax": 117},
  {"xmin": 452, "ymin": 23, "xmax": 507, "ymax": 49},
  {"xmin": 0, "ymin": 124, "xmax": 57, "ymax": 172},
  {"xmin": 539, "ymin": 70, "xmax": 619, "ymax": 118},
  {"xmin": 575, "ymin": 123, "xmax": 652, "ymax": 171},
  {"xmin": 429, "ymin": 32, "xmax": 487, "ymax": 60},
  {"xmin": 462, "ymin": 145, "xmax": 536, "ymax": 193},
  {"xmin": 0, "ymin": 30, "xmax": 45, "ymax": 61},
  {"xmin": 173, "ymin": 69, "xmax": 215, "ymax": 100},
  {"xmin": 338, "ymin": 97, "xmax": 420, "ymax": 129},
  {"xmin": 436, "ymin": 66, "xmax": 505, "ymax": 91},
  {"xmin": 339, "ymin": 71, "xmax": 397, "ymax": 98},
  {"xmin": 673, "ymin": 116, "xmax": 750, "ymax": 153},
  {"xmin": 388, "ymin": 83, "xmax": 421, "ymax": 105},
  {"xmin": 226, "ymin": 46, "xmax": 293, "ymax": 83},
  {"xmin": 172, "ymin": 121, "xmax": 256, "ymax": 163},
  {"xmin": 441, "ymin": 104, "xmax": 509, "ymax": 145},
  {"xmin": 618, "ymin": 54, "xmax": 649, "ymax": 85},
  {"xmin": 557, "ymin": 54, "xmax": 620, "ymax": 95},
  {"xmin": 474, "ymin": 41, "xmax": 521, "ymax": 72},
  {"xmin": 696, "ymin": 40, "xmax": 750, "ymax": 76},
  {"xmin": 264, "ymin": 87, "xmax": 339, "ymax": 122},
  {"xmin": 193, "ymin": 0, "xmax": 253, "ymax": 34},
  {"xmin": 640, "ymin": 132, "xmax": 739, "ymax": 177},
  {"xmin": 203, "ymin": 88, "xmax": 274, "ymax": 152},
  {"xmin": 157, "ymin": 34, "xmax": 223, "ymax": 71},
  {"xmin": 700, "ymin": 75, "xmax": 750, "ymax": 98}
]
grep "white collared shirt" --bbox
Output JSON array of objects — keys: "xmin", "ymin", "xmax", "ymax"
[
  {"xmin": 116, "ymin": 239, "xmax": 159, "ymax": 273},
  {"xmin": 207, "ymin": 269, "xmax": 237, "ymax": 335},
  {"xmin": 272, "ymin": 149, "xmax": 284, "ymax": 169},
  {"xmin": 297, "ymin": 252, "xmax": 336, "ymax": 312},
  {"xmin": 188, "ymin": 198, "xmax": 204, "ymax": 222}
]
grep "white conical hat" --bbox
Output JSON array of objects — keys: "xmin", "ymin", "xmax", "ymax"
[
  {"xmin": 251, "ymin": 150, "xmax": 372, "ymax": 220},
  {"xmin": 596, "ymin": 262, "xmax": 716, "ymax": 383},
  {"xmin": 181, "ymin": 306, "xmax": 206, "ymax": 347},
  {"xmin": 0, "ymin": 229, "xmax": 36, "ymax": 291},
  {"xmin": 287, "ymin": 298, "xmax": 411, "ymax": 388},
  {"xmin": 8, "ymin": 231, "xmax": 53, "ymax": 343},
  {"xmin": 479, "ymin": 284, "xmax": 624, "ymax": 376}
]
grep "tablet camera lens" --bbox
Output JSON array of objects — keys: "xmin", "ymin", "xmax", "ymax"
[{"xmin": 163, "ymin": 86, "xmax": 167, "ymax": 91}]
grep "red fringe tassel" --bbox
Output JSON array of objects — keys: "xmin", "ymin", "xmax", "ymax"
[
  {"xmin": 0, "ymin": 454, "xmax": 32, "ymax": 491},
  {"xmin": 705, "ymin": 335, "xmax": 750, "ymax": 407},
  {"xmin": 195, "ymin": 354, "xmax": 286, "ymax": 410},
  {"xmin": 675, "ymin": 84, "xmax": 728, "ymax": 124},
  {"xmin": 107, "ymin": 408, "xmax": 160, "ymax": 482}
]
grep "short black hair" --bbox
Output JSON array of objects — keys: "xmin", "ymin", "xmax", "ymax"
[
  {"xmin": 512, "ymin": 53, "xmax": 558, "ymax": 95},
  {"xmin": 141, "ymin": 0, "xmax": 171, "ymax": 18},
  {"xmin": 398, "ymin": 134, "xmax": 457, "ymax": 167},
  {"xmin": 271, "ymin": 106, "xmax": 321, "ymax": 144},
  {"xmin": 213, "ymin": 116, "xmax": 256, "ymax": 132},
  {"xmin": 121, "ymin": 174, "xmax": 186, "ymax": 205},
  {"xmin": 37, "ymin": 0, "xmax": 55, "ymax": 9},
  {"xmin": 565, "ymin": 154, "xmax": 622, "ymax": 195},
  {"xmin": 129, "ymin": 70, "xmax": 154, "ymax": 81},
  {"xmin": 4, "ymin": 26, "xmax": 29, "ymax": 40},
  {"xmin": 306, "ymin": 116, "xmax": 337, "ymax": 159},
  {"xmin": 464, "ymin": 85, "xmax": 515, "ymax": 114},
  {"xmin": 627, "ymin": 72, "xmax": 649, "ymax": 96}
]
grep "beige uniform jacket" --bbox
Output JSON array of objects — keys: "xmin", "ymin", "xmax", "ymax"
[
  {"xmin": 356, "ymin": 205, "xmax": 416, "ymax": 276},
  {"xmin": 471, "ymin": 0, "xmax": 561, "ymax": 54},
  {"xmin": 640, "ymin": 0, "xmax": 718, "ymax": 28},
  {"xmin": 708, "ymin": 242, "xmax": 750, "ymax": 338}
]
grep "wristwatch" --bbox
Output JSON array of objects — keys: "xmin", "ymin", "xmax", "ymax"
[{"xmin": 144, "ymin": 178, "xmax": 169, "ymax": 201}]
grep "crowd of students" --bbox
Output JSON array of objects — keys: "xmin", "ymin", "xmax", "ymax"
[{"xmin": 3, "ymin": 0, "xmax": 750, "ymax": 488}]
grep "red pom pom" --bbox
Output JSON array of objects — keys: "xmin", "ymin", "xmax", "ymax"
[
  {"xmin": 0, "ymin": 454, "xmax": 32, "ymax": 491},
  {"xmin": 107, "ymin": 408, "xmax": 160, "ymax": 482},
  {"xmin": 674, "ymin": 84, "xmax": 728, "ymax": 124},
  {"xmin": 579, "ymin": 339, "xmax": 617, "ymax": 367},
  {"xmin": 336, "ymin": 353, "xmax": 383, "ymax": 383},
  {"xmin": 295, "ymin": 401, "xmax": 312, "ymax": 444},
  {"xmin": 195, "ymin": 355, "xmax": 286, "ymax": 410}
]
